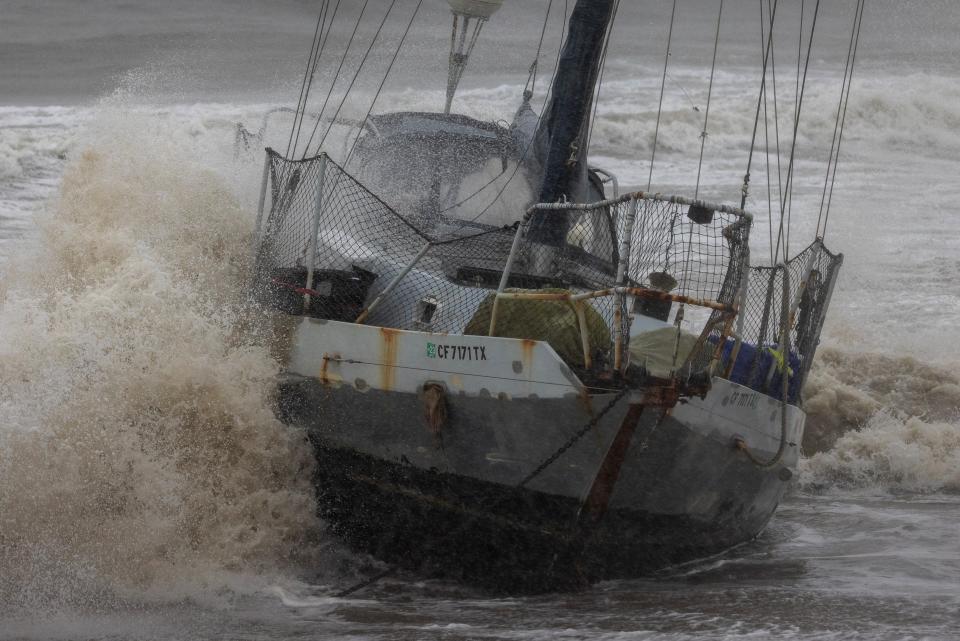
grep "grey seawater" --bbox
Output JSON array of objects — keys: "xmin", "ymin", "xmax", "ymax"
[
  {"xmin": 2, "ymin": 1, "xmax": 959, "ymax": 639},
  {"xmin": 4, "ymin": 495, "xmax": 959, "ymax": 640}
]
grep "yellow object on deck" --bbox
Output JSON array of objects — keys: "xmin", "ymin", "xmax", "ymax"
[{"xmin": 465, "ymin": 289, "xmax": 611, "ymax": 370}]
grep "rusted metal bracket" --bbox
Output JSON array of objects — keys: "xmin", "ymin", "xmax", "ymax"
[
  {"xmin": 578, "ymin": 384, "xmax": 680, "ymax": 527},
  {"xmin": 578, "ymin": 403, "xmax": 645, "ymax": 527}
]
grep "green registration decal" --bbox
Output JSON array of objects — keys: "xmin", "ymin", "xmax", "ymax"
[{"xmin": 426, "ymin": 342, "xmax": 487, "ymax": 361}]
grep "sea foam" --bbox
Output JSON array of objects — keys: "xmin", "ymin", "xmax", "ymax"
[{"xmin": 0, "ymin": 104, "xmax": 322, "ymax": 609}]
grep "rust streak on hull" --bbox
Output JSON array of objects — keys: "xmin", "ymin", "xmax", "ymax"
[
  {"xmin": 520, "ymin": 339, "xmax": 536, "ymax": 378},
  {"xmin": 579, "ymin": 403, "xmax": 645, "ymax": 526},
  {"xmin": 319, "ymin": 352, "xmax": 341, "ymax": 386},
  {"xmin": 379, "ymin": 327, "xmax": 400, "ymax": 391}
]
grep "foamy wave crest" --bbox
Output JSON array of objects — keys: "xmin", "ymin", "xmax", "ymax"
[
  {"xmin": 0, "ymin": 105, "xmax": 322, "ymax": 608},
  {"xmin": 586, "ymin": 71, "xmax": 960, "ymax": 161},
  {"xmin": 799, "ymin": 348, "xmax": 960, "ymax": 493},
  {"xmin": 800, "ymin": 412, "xmax": 960, "ymax": 494}
]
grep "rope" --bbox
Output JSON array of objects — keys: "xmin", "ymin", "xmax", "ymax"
[
  {"xmin": 285, "ymin": 5, "xmax": 324, "ymax": 157},
  {"xmin": 666, "ymin": 72, "xmax": 701, "ymax": 112},
  {"xmin": 305, "ymin": 1, "xmax": 343, "ymax": 127},
  {"xmin": 693, "ymin": 0, "xmax": 725, "ymax": 199},
  {"xmin": 817, "ymin": 0, "xmax": 865, "ymax": 238},
  {"xmin": 766, "ymin": 0, "xmax": 786, "ymax": 265},
  {"xmin": 773, "ymin": 0, "xmax": 821, "ymax": 263},
  {"xmin": 760, "ymin": 0, "xmax": 775, "ymax": 265},
  {"xmin": 299, "ymin": 0, "xmax": 372, "ymax": 159},
  {"xmin": 647, "ymin": 0, "xmax": 679, "ymax": 192},
  {"xmin": 767, "ymin": 0, "xmax": 786, "ymax": 264},
  {"xmin": 331, "ymin": 386, "xmax": 631, "ymax": 597},
  {"xmin": 436, "ymin": 165, "xmax": 510, "ymax": 215},
  {"xmin": 783, "ymin": 0, "xmax": 806, "ymax": 263},
  {"xmin": 584, "ymin": 0, "xmax": 620, "ymax": 156},
  {"xmin": 740, "ymin": 0, "xmax": 779, "ymax": 210},
  {"xmin": 526, "ymin": 0, "xmax": 556, "ymax": 97},
  {"xmin": 786, "ymin": 0, "xmax": 805, "ymax": 239},
  {"xmin": 314, "ymin": 0, "xmax": 398, "ymax": 156},
  {"xmin": 428, "ymin": 221, "xmax": 519, "ymax": 246},
  {"xmin": 343, "ymin": 0, "xmax": 425, "ymax": 168},
  {"xmin": 681, "ymin": 0, "xmax": 724, "ymax": 322},
  {"xmin": 517, "ymin": 388, "xmax": 630, "ymax": 488},
  {"xmin": 435, "ymin": 0, "xmax": 557, "ymax": 218},
  {"xmin": 453, "ymin": 0, "xmax": 571, "ymax": 229},
  {"xmin": 292, "ymin": 0, "xmax": 339, "ymax": 159},
  {"xmin": 285, "ymin": 4, "xmax": 327, "ymax": 159}
]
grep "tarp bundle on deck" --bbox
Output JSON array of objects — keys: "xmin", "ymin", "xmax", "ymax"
[{"xmin": 464, "ymin": 289, "xmax": 611, "ymax": 369}]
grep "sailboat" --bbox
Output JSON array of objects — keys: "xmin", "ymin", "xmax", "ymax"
[{"xmin": 242, "ymin": 0, "xmax": 855, "ymax": 592}]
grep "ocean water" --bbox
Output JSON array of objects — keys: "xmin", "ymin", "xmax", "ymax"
[{"xmin": 1, "ymin": 1, "xmax": 958, "ymax": 639}]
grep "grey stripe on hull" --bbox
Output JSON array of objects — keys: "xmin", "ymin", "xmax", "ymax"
[
  {"xmin": 279, "ymin": 376, "xmax": 800, "ymax": 529},
  {"xmin": 280, "ymin": 377, "xmax": 627, "ymax": 499}
]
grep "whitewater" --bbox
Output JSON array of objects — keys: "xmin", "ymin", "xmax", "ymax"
[{"xmin": 1, "ymin": 0, "xmax": 959, "ymax": 639}]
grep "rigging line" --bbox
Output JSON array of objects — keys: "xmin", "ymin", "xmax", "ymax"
[
  {"xmin": 647, "ymin": 0, "xmax": 679, "ymax": 192},
  {"xmin": 794, "ymin": 0, "xmax": 804, "ymax": 137},
  {"xmin": 784, "ymin": 0, "xmax": 804, "ymax": 264},
  {"xmin": 693, "ymin": 0, "xmax": 724, "ymax": 199},
  {"xmin": 453, "ymin": 0, "xmax": 570, "ymax": 228},
  {"xmin": 766, "ymin": 0, "xmax": 785, "ymax": 256},
  {"xmin": 666, "ymin": 71, "xmax": 700, "ymax": 112},
  {"xmin": 815, "ymin": 0, "xmax": 859, "ymax": 235},
  {"xmin": 291, "ymin": 0, "xmax": 336, "ymax": 159},
  {"xmin": 528, "ymin": 0, "xmax": 556, "ymax": 95},
  {"xmin": 429, "ymin": 221, "xmax": 520, "ymax": 246},
  {"xmin": 683, "ymin": 0, "xmax": 724, "ymax": 298},
  {"xmin": 740, "ymin": 0, "xmax": 779, "ymax": 209},
  {"xmin": 301, "ymin": 1, "xmax": 343, "ymax": 137},
  {"xmin": 437, "ymin": 165, "xmax": 508, "ymax": 215},
  {"xmin": 445, "ymin": 0, "xmax": 562, "ymax": 222},
  {"xmin": 317, "ymin": 1, "xmax": 342, "ymax": 65},
  {"xmin": 816, "ymin": 0, "xmax": 863, "ymax": 235},
  {"xmin": 285, "ymin": 7, "xmax": 326, "ymax": 159},
  {"xmin": 450, "ymin": 14, "xmax": 459, "ymax": 95},
  {"xmin": 763, "ymin": 92, "xmax": 775, "ymax": 264},
  {"xmin": 285, "ymin": 5, "xmax": 325, "ymax": 159},
  {"xmin": 313, "ymin": 0, "xmax": 399, "ymax": 157},
  {"xmin": 760, "ymin": 0, "xmax": 775, "ymax": 265},
  {"xmin": 774, "ymin": 0, "xmax": 821, "ymax": 263},
  {"xmin": 821, "ymin": 0, "xmax": 865, "ymax": 238},
  {"xmin": 294, "ymin": 1, "xmax": 338, "ymax": 158},
  {"xmin": 303, "ymin": 0, "xmax": 415, "ymax": 247},
  {"xmin": 300, "ymin": 0, "xmax": 371, "ymax": 159},
  {"xmin": 343, "ymin": 0, "xmax": 425, "ymax": 169},
  {"xmin": 585, "ymin": 0, "xmax": 620, "ymax": 156}
]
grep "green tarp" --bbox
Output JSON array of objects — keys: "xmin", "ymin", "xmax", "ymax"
[{"xmin": 464, "ymin": 289, "xmax": 611, "ymax": 370}]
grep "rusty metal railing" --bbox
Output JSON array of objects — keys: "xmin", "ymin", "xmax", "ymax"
[
  {"xmin": 489, "ymin": 192, "xmax": 752, "ymax": 375},
  {"xmin": 488, "ymin": 286, "xmax": 738, "ymax": 371}
]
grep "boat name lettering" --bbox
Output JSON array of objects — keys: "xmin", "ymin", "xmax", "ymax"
[
  {"xmin": 729, "ymin": 391, "xmax": 759, "ymax": 409},
  {"xmin": 426, "ymin": 342, "xmax": 487, "ymax": 361}
]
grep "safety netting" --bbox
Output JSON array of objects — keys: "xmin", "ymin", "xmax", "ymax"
[
  {"xmin": 718, "ymin": 240, "xmax": 843, "ymax": 403},
  {"xmin": 253, "ymin": 150, "xmax": 753, "ymax": 381}
]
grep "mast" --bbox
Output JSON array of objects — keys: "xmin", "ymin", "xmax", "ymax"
[{"xmin": 529, "ymin": 0, "xmax": 617, "ymax": 247}]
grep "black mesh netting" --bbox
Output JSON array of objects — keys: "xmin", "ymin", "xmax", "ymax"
[
  {"xmin": 716, "ymin": 240, "xmax": 843, "ymax": 402},
  {"xmin": 253, "ymin": 150, "xmax": 832, "ymax": 387}
]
